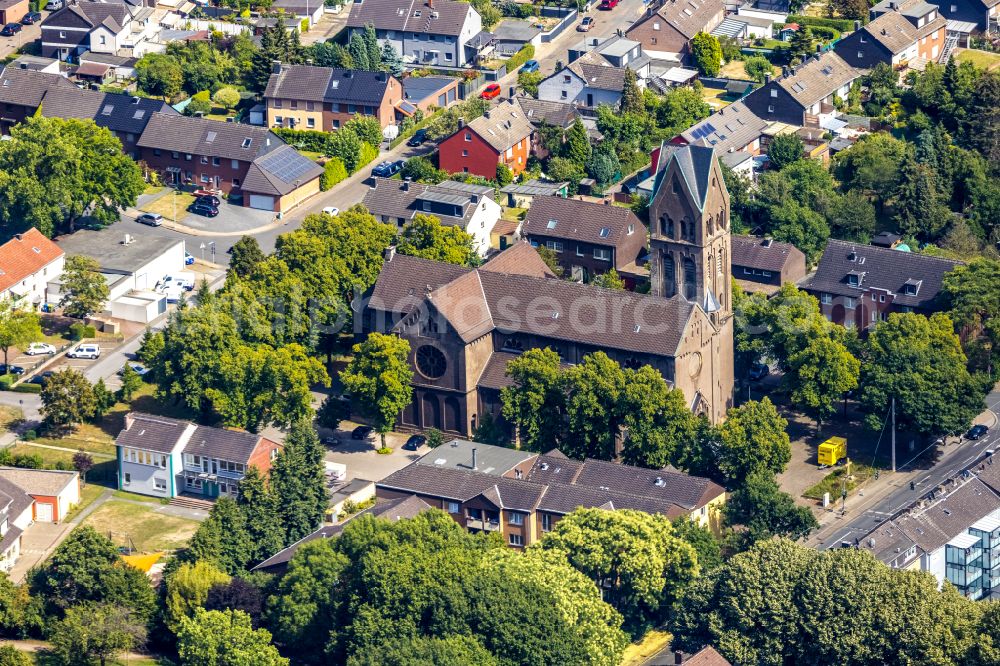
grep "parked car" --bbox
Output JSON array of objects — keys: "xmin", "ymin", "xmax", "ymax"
[
  {"xmin": 351, "ymin": 425, "xmax": 374, "ymax": 440},
  {"xmin": 196, "ymin": 194, "xmax": 221, "ymax": 207},
  {"xmin": 1, "ymin": 23, "xmax": 22, "ymax": 36},
  {"xmin": 322, "ymin": 206, "xmax": 340, "ymax": 216},
  {"xmin": 117, "ymin": 362, "xmax": 149, "ymax": 377},
  {"xmin": 520, "ymin": 59, "xmax": 540, "ymax": 74},
  {"xmin": 21, "ymin": 11, "xmax": 42, "ymax": 24},
  {"xmin": 136, "ymin": 213, "xmax": 163, "ymax": 227},
  {"xmin": 28, "ymin": 370, "xmax": 54, "ymax": 385},
  {"xmin": 67, "ymin": 344, "xmax": 100, "ymax": 359},
  {"xmin": 749, "ymin": 363, "xmax": 770, "ymax": 381},
  {"xmin": 403, "ymin": 434, "xmax": 426, "ymax": 451},
  {"xmin": 321, "ymin": 434, "xmax": 339, "ymax": 447},
  {"xmin": 966, "ymin": 424, "xmax": 989, "ymax": 440},
  {"xmin": 480, "ymin": 83, "xmax": 502, "ymax": 99},
  {"xmin": 599, "ymin": 0, "xmax": 618, "ymax": 8},
  {"xmin": 185, "ymin": 252, "xmax": 195, "ymax": 265},
  {"xmin": 407, "ymin": 129, "xmax": 428, "ymax": 147},
  {"xmin": 578, "ymin": 16, "xmax": 595, "ymax": 30},
  {"xmin": 25, "ymin": 342, "xmax": 56, "ymax": 356},
  {"xmin": 370, "ymin": 160, "xmax": 403, "ymax": 178},
  {"xmin": 0, "ymin": 365, "xmax": 25, "ymax": 375},
  {"xmin": 192, "ymin": 188, "xmax": 222, "ymax": 198},
  {"xmin": 44, "ymin": 0, "xmax": 64, "ymax": 10},
  {"xmin": 189, "ymin": 202, "xmax": 219, "ymax": 217}
]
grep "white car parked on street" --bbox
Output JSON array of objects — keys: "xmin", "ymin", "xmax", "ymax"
[{"xmin": 25, "ymin": 342, "xmax": 56, "ymax": 355}]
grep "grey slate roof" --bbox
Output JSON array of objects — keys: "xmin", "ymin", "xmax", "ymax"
[
  {"xmin": 242, "ymin": 145, "xmax": 324, "ymax": 196},
  {"xmin": 0, "ymin": 66, "xmax": 78, "ymax": 109},
  {"xmin": 0, "ymin": 476, "xmax": 33, "ymax": 523},
  {"xmin": 802, "ymin": 239, "xmax": 961, "ymax": 309},
  {"xmin": 660, "ymin": 144, "xmax": 716, "ymax": 212},
  {"xmin": 516, "ymin": 96, "xmax": 578, "ymax": 128},
  {"xmin": 368, "ymin": 252, "xmax": 473, "ymax": 315},
  {"xmin": 137, "ymin": 113, "xmax": 283, "ymax": 162},
  {"xmin": 651, "ymin": 0, "xmax": 726, "ymax": 38},
  {"xmin": 862, "ymin": 11, "xmax": 918, "ymax": 53},
  {"xmin": 464, "ymin": 98, "xmax": 533, "ymax": 152},
  {"xmin": 415, "ymin": 438, "xmax": 536, "ymax": 476},
  {"xmin": 48, "ymin": 2, "xmax": 129, "ymax": 32},
  {"xmin": 188, "ymin": 425, "xmax": 266, "ymax": 465},
  {"xmin": 362, "ymin": 178, "xmax": 491, "ymax": 228},
  {"xmin": 681, "ymin": 101, "xmax": 768, "ymax": 154},
  {"xmin": 731, "ymin": 235, "xmax": 805, "ymax": 273},
  {"xmin": 116, "ymin": 413, "xmax": 191, "ymax": 454},
  {"xmin": 347, "ymin": 0, "xmax": 473, "ymax": 36},
  {"xmin": 40, "ymin": 87, "xmax": 176, "ymax": 136},
  {"xmin": 523, "ymin": 196, "xmax": 641, "ymax": 247},
  {"xmin": 566, "ymin": 54, "xmax": 626, "ymax": 92},
  {"xmin": 117, "ymin": 412, "xmax": 270, "ymax": 464},
  {"xmin": 775, "ymin": 51, "xmax": 859, "ymax": 108},
  {"xmin": 265, "ymin": 65, "xmax": 396, "ymax": 105}
]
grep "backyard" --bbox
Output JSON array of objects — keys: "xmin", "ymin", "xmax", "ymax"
[
  {"xmin": 954, "ymin": 48, "xmax": 1000, "ymax": 71},
  {"xmin": 82, "ymin": 499, "xmax": 200, "ymax": 552}
]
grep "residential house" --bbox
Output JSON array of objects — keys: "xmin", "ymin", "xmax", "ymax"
[
  {"xmin": 492, "ymin": 19, "xmax": 542, "ymax": 56},
  {"xmin": 743, "ymin": 50, "xmax": 861, "ymax": 126},
  {"xmin": 516, "ymin": 96, "xmax": 579, "ymax": 158},
  {"xmin": 499, "ymin": 179, "xmax": 569, "ymax": 208},
  {"xmin": 0, "ymin": 66, "xmax": 79, "ymax": 134},
  {"xmin": 835, "ymin": 6, "xmax": 946, "ymax": 69},
  {"xmin": 363, "ymin": 145, "xmax": 735, "ymax": 435},
  {"xmin": 538, "ymin": 36, "xmax": 649, "ymax": 110},
  {"xmin": 271, "ymin": 0, "xmax": 323, "ymax": 26},
  {"xmin": 346, "ymin": 0, "xmax": 485, "ymax": 67},
  {"xmin": 0, "ymin": 229, "xmax": 65, "ymax": 308},
  {"xmin": 264, "ymin": 64, "xmax": 404, "ymax": 131},
  {"xmin": 731, "ymin": 235, "xmax": 806, "ymax": 295},
  {"xmin": 0, "ymin": 477, "xmax": 33, "ymax": 573},
  {"xmin": 135, "ymin": 112, "xmax": 281, "ymax": 197},
  {"xmin": 522, "ymin": 196, "xmax": 648, "ymax": 286},
  {"xmin": 860, "ymin": 476, "xmax": 1000, "ymax": 599},
  {"xmin": 253, "ymin": 495, "xmax": 431, "ymax": 574},
  {"xmin": 362, "ymin": 178, "xmax": 502, "ymax": 256},
  {"xmin": 374, "ymin": 440, "xmax": 727, "ymax": 548},
  {"xmin": 240, "ymin": 144, "xmax": 325, "ymax": 213},
  {"xmin": 626, "ymin": 0, "xmax": 726, "ymax": 61},
  {"xmin": 437, "ymin": 98, "xmax": 533, "ymax": 178},
  {"xmin": 41, "ymin": 0, "xmax": 158, "ymax": 61},
  {"xmin": 6, "ymin": 55, "xmax": 62, "ymax": 73},
  {"xmin": 400, "ymin": 75, "xmax": 461, "ymax": 114},
  {"xmin": 115, "ymin": 412, "xmax": 282, "ymax": 500},
  {"xmin": 801, "ymin": 238, "xmax": 961, "ymax": 332},
  {"xmin": 78, "ymin": 52, "xmax": 139, "ymax": 81},
  {"xmin": 0, "ymin": 468, "xmax": 80, "ymax": 523},
  {"xmin": 0, "ymin": 0, "xmax": 28, "ymax": 25},
  {"xmin": 874, "ymin": 0, "xmax": 997, "ymax": 36},
  {"xmin": 676, "ymin": 100, "xmax": 770, "ymax": 156}
]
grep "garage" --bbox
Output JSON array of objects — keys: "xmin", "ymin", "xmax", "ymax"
[
  {"xmin": 248, "ymin": 194, "xmax": 276, "ymax": 210},
  {"xmin": 0, "ymin": 468, "xmax": 80, "ymax": 523},
  {"xmin": 34, "ymin": 502, "xmax": 53, "ymax": 522}
]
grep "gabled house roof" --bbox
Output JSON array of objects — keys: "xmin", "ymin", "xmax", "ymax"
[
  {"xmin": 264, "ymin": 65, "xmax": 397, "ymax": 105},
  {"xmin": 362, "ymin": 178, "xmax": 494, "ymax": 228},
  {"xmin": 242, "ymin": 145, "xmax": 324, "ymax": 196},
  {"xmin": 680, "ymin": 101, "xmax": 768, "ymax": 154},
  {"xmin": 860, "ymin": 10, "xmax": 919, "ymax": 53},
  {"xmin": 347, "ymin": 0, "xmax": 475, "ymax": 36},
  {"xmin": 44, "ymin": 1, "xmax": 134, "ymax": 32},
  {"xmin": 0, "ymin": 229, "xmax": 64, "ymax": 295},
  {"xmin": 565, "ymin": 53, "xmax": 626, "ymax": 92},
  {"xmin": 117, "ymin": 412, "xmax": 277, "ymax": 465},
  {"xmin": 731, "ymin": 235, "xmax": 805, "ymax": 273},
  {"xmin": 774, "ymin": 51, "xmax": 859, "ymax": 108},
  {"xmin": 0, "ymin": 66, "xmax": 78, "ymax": 109},
  {"xmin": 39, "ymin": 86, "xmax": 176, "ymax": 136},
  {"xmin": 0, "ymin": 467, "xmax": 78, "ymax": 498},
  {"xmin": 802, "ymin": 239, "xmax": 961, "ymax": 308},
  {"xmin": 462, "ymin": 98, "xmax": 533, "ymax": 153},
  {"xmin": 516, "ymin": 96, "xmax": 578, "ymax": 128},
  {"xmin": 0, "ymin": 476, "xmax": 32, "ymax": 556},
  {"xmin": 137, "ymin": 113, "xmax": 283, "ymax": 162},
  {"xmin": 648, "ymin": 0, "xmax": 726, "ymax": 39},
  {"xmin": 523, "ymin": 196, "xmax": 641, "ymax": 247}
]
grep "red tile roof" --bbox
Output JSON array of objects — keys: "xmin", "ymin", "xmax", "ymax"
[{"xmin": 0, "ymin": 229, "xmax": 63, "ymax": 294}]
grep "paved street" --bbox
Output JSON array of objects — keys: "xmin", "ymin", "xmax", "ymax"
[{"xmin": 807, "ymin": 387, "xmax": 1000, "ymax": 549}]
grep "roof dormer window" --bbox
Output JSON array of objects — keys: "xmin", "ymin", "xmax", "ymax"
[{"xmin": 903, "ymin": 279, "xmax": 921, "ymax": 296}]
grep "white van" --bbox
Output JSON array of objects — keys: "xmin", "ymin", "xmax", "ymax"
[
  {"xmin": 68, "ymin": 344, "xmax": 100, "ymax": 359},
  {"xmin": 157, "ymin": 272, "xmax": 195, "ymax": 292}
]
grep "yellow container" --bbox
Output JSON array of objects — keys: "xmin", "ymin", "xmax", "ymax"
[{"xmin": 817, "ymin": 436, "xmax": 847, "ymax": 466}]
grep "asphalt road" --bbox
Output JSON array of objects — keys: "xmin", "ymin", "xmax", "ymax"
[{"xmin": 813, "ymin": 387, "xmax": 1000, "ymax": 549}]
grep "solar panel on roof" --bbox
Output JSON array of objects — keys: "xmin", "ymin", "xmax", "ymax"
[
  {"xmin": 258, "ymin": 148, "xmax": 317, "ymax": 184},
  {"xmin": 704, "ymin": 122, "xmax": 716, "ymax": 133}
]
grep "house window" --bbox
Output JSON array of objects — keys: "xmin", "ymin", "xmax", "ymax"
[
  {"xmin": 576, "ymin": 245, "xmax": 584, "ymax": 256},
  {"xmin": 768, "ymin": 105, "xmax": 775, "ymax": 113},
  {"xmin": 275, "ymin": 116, "xmax": 283, "ymax": 125},
  {"xmin": 232, "ymin": 179, "xmax": 240, "ymax": 187},
  {"xmin": 201, "ymin": 156, "xmax": 208, "ymax": 164},
  {"xmin": 231, "ymin": 159, "xmax": 239, "ymax": 169},
  {"xmin": 879, "ymin": 294, "xmax": 885, "ymax": 302},
  {"xmin": 290, "ymin": 100, "xmax": 298, "ymax": 109},
  {"xmin": 172, "ymin": 151, "xmax": 180, "ymax": 159},
  {"xmin": 465, "ymin": 132, "xmax": 472, "ymax": 141},
  {"xmin": 508, "ymin": 511, "xmax": 524, "ymax": 525},
  {"xmin": 99, "ymin": 35, "xmax": 106, "ymax": 45},
  {"xmin": 509, "ymin": 534, "xmax": 524, "ymax": 547},
  {"xmin": 594, "ymin": 248, "xmax": 611, "ymax": 261},
  {"xmin": 307, "ymin": 118, "xmax": 315, "ymax": 128},
  {"xmin": 273, "ymin": 100, "xmax": 282, "ymax": 109},
  {"xmin": 821, "ymin": 293, "xmax": 832, "ymax": 304},
  {"xmin": 541, "ymin": 513, "xmax": 553, "ymax": 532},
  {"xmin": 561, "ymin": 90, "xmax": 568, "ymax": 99},
  {"xmin": 59, "ymin": 31, "xmax": 65, "ymax": 38},
  {"xmin": 348, "ymin": 104, "xmax": 356, "ymax": 113},
  {"xmin": 545, "ymin": 240, "xmax": 563, "ymax": 253},
  {"xmin": 422, "ymin": 201, "xmax": 432, "ymax": 211},
  {"xmin": 123, "ymin": 472, "xmax": 131, "ymax": 485},
  {"xmin": 770, "ymin": 89, "xmax": 777, "ymax": 97},
  {"xmin": 445, "ymin": 52, "xmax": 452, "ymax": 61},
  {"xmin": 306, "ymin": 101, "xmax": 314, "ymax": 111},
  {"xmin": 332, "ymin": 119, "xmax": 340, "ymax": 129},
  {"xmin": 185, "ymin": 154, "xmax": 192, "ymax": 161},
  {"xmin": 563, "ymin": 75, "xmax": 571, "ymax": 83},
  {"xmin": 845, "ymin": 297, "xmax": 856, "ymax": 309},
  {"xmin": 447, "ymin": 502, "xmax": 460, "ymax": 514},
  {"xmin": 462, "ymin": 149, "xmax": 468, "ymax": 156},
  {"xmin": 154, "ymin": 477, "xmax": 166, "ymax": 491},
  {"xmin": 212, "ymin": 157, "xmax": 220, "ymax": 166},
  {"xmin": 858, "ymin": 51, "xmax": 864, "ymax": 58}
]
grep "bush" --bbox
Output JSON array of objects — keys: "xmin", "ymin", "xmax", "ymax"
[
  {"xmin": 69, "ymin": 323, "xmax": 96, "ymax": 340},
  {"xmin": 273, "ymin": 128, "xmax": 331, "ymax": 154},
  {"xmin": 13, "ymin": 454, "xmax": 43, "ymax": 469},
  {"xmin": 212, "ymin": 86, "xmax": 241, "ymax": 110},
  {"xmin": 358, "ymin": 141, "xmax": 379, "ymax": 169},
  {"xmin": 0, "ymin": 449, "xmax": 10, "ymax": 465},
  {"xmin": 23, "ymin": 429, "xmax": 36, "ymax": 441},
  {"xmin": 13, "ymin": 383, "xmax": 41, "ymax": 394},
  {"xmin": 786, "ymin": 14, "xmax": 856, "ymax": 32},
  {"xmin": 376, "ymin": 447, "xmax": 393, "ymax": 455},
  {"xmin": 426, "ymin": 428, "xmax": 444, "ymax": 448},
  {"xmin": 321, "ymin": 158, "xmax": 348, "ymax": 191},
  {"xmin": 0, "ymin": 375, "xmax": 14, "ymax": 391},
  {"xmin": 744, "ymin": 55, "xmax": 774, "ymax": 83},
  {"xmin": 505, "ymin": 44, "xmax": 535, "ymax": 71},
  {"xmin": 809, "ymin": 25, "xmax": 839, "ymax": 41},
  {"xmin": 185, "ymin": 92, "xmax": 213, "ymax": 116}
]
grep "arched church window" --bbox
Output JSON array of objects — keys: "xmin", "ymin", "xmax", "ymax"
[
  {"xmin": 663, "ymin": 252, "xmax": 676, "ymax": 297},
  {"xmin": 688, "ymin": 220, "xmax": 696, "ymax": 240},
  {"xmin": 416, "ymin": 345, "xmax": 447, "ymax": 379},
  {"xmin": 707, "ymin": 216, "xmax": 714, "ymax": 236},
  {"xmin": 682, "ymin": 257, "xmax": 696, "ymax": 300}
]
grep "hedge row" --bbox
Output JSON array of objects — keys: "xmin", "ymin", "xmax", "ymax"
[
  {"xmin": 505, "ymin": 44, "xmax": 536, "ymax": 71},
  {"xmin": 785, "ymin": 15, "xmax": 858, "ymax": 32},
  {"xmin": 273, "ymin": 128, "xmax": 330, "ymax": 154}
]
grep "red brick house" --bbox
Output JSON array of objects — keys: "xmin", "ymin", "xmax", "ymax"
[{"xmin": 438, "ymin": 98, "xmax": 533, "ymax": 179}]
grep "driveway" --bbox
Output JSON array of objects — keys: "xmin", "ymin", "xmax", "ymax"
[
  {"xmin": 8, "ymin": 520, "xmax": 71, "ymax": 583},
  {"xmin": 0, "ymin": 20, "xmax": 40, "ymax": 60},
  {"xmin": 179, "ymin": 200, "xmax": 275, "ymax": 234},
  {"xmin": 321, "ymin": 420, "xmax": 424, "ymax": 483}
]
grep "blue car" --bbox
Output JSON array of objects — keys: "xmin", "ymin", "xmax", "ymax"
[
  {"xmin": 521, "ymin": 59, "xmax": 540, "ymax": 74},
  {"xmin": 185, "ymin": 252, "xmax": 195, "ymax": 265}
]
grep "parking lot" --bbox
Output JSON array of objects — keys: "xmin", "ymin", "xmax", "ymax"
[
  {"xmin": 136, "ymin": 189, "xmax": 276, "ymax": 235},
  {"xmin": 320, "ymin": 419, "xmax": 428, "ymax": 484},
  {"xmin": 0, "ymin": 18, "xmax": 41, "ymax": 60}
]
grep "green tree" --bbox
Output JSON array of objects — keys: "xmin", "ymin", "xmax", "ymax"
[
  {"xmin": 236, "ymin": 466, "xmax": 285, "ymax": 565},
  {"xmin": 537, "ymin": 508, "xmax": 698, "ymax": 636},
  {"xmin": 534, "ymin": 245, "xmax": 564, "ymax": 277},
  {"xmin": 380, "ymin": 42, "xmax": 404, "ymax": 76},
  {"xmin": 269, "ymin": 419, "xmax": 328, "ymax": 545},
  {"xmin": 789, "ymin": 26, "xmax": 815, "ymax": 60},
  {"xmin": 397, "ymin": 214, "xmax": 477, "ymax": 266},
  {"xmin": 72, "ymin": 451, "xmax": 94, "ymax": 485},
  {"xmin": 340, "ymin": 333, "xmax": 413, "ymax": 449},
  {"xmin": 743, "ymin": 56, "xmax": 773, "ymax": 83},
  {"xmin": 212, "ymin": 87, "xmax": 241, "ymax": 110},
  {"xmin": 135, "ymin": 52, "xmax": 184, "ymax": 98},
  {"xmin": 347, "ymin": 636, "xmax": 497, "ymax": 666},
  {"xmin": 518, "ymin": 70, "xmax": 542, "ymax": 97},
  {"xmin": 165, "ymin": 561, "xmax": 232, "ymax": 633},
  {"xmin": 0, "ymin": 645, "xmax": 30, "ymax": 666},
  {"xmin": 501, "ymin": 347, "xmax": 565, "ymax": 451},
  {"xmin": 785, "ymin": 322, "xmax": 860, "ymax": 428},
  {"xmin": 343, "ymin": 115, "xmax": 383, "ymax": 148},
  {"xmin": 691, "ymin": 32, "xmax": 722, "ymax": 77},
  {"xmin": 0, "ymin": 299, "xmax": 41, "ymax": 373},
  {"xmin": 347, "ymin": 33, "xmax": 370, "ymax": 71},
  {"xmin": 563, "ymin": 118, "xmax": 592, "ymax": 166},
  {"xmin": 960, "ymin": 70, "xmax": 1000, "ymax": 163},
  {"xmin": 0, "ymin": 117, "xmax": 144, "ymax": 237},
  {"xmin": 620, "ymin": 366, "xmax": 696, "ymax": 469},
  {"xmin": 59, "ymin": 255, "xmax": 110, "ymax": 319},
  {"xmin": 188, "ymin": 498, "xmax": 253, "ymax": 575},
  {"xmin": 92, "ymin": 379, "xmax": 114, "ymax": 419},
  {"xmin": 833, "ymin": 132, "xmax": 908, "ymax": 214},
  {"xmin": 116, "ymin": 363, "xmax": 143, "ymax": 403},
  {"xmin": 621, "ymin": 67, "xmax": 643, "ymax": 114},
  {"xmin": 562, "ymin": 352, "xmax": 626, "ymax": 461},
  {"xmin": 0, "ymin": 572, "xmax": 41, "ymax": 637},
  {"xmin": 942, "ymin": 258, "xmax": 1000, "ymax": 371},
  {"xmin": 716, "ymin": 398, "xmax": 791, "ymax": 486},
  {"xmin": 894, "ymin": 154, "xmax": 952, "ymax": 240},
  {"xmin": 40, "ymin": 369, "xmax": 96, "ymax": 434},
  {"xmin": 829, "ymin": 190, "xmax": 877, "ymax": 242},
  {"xmin": 724, "ymin": 471, "xmax": 818, "ymax": 545},
  {"xmin": 178, "ymin": 609, "xmax": 288, "ymax": 666},
  {"xmin": 320, "ymin": 158, "xmax": 348, "ymax": 191},
  {"xmin": 860, "ymin": 312, "xmax": 984, "ymax": 437},
  {"xmin": 590, "ymin": 269, "xmax": 625, "ymax": 290},
  {"xmin": 767, "ymin": 133, "xmax": 804, "ymax": 170},
  {"xmin": 654, "ymin": 86, "xmax": 711, "ymax": 135},
  {"xmin": 50, "ymin": 603, "xmax": 147, "ymax": 666},
  {"xmin": 495, "ymin": 163, "xmax": 514, "ymax": 187},
  {"xmin": 670, "ymin": 516, "xmax": 722, "ymax": 571}
]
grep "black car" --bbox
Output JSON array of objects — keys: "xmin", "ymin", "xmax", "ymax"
[
  {"xmin": 967, "ymin": 424, "xmax": 989, "ymax": 440},
  {"xmin": 403, "ymin": 434, "xmax": 426, "ymax": 451},
  {"xmin": 21, "ymin": 11, "xmax": 42, "ymax": 24},
  {"xmin": 1, "ymin": 23, "xmax": 22, "ymax": 36},
  {"xmin": 407, "ymin": 129, "xmax": 428, "ymax": 147},
  {"xmin": 351, "ymin": 425, "xmax": 374, "ymax": 440},
  {"xmin": 0, "ymin": 364, "xmax": 24, "ymax": 375},
  {"xmin": 189, "ymin": 202, "xmax": 219, "ymax": 217},
  {"xmin": 28, "ymin": 371, "xmax": 54, "ymax": 385},
  {"xmin": 370, "ymin": 160, "xmax": 403, "ymax": 178},
  {"xmin": 320, "ymin": 434, "xmax": 339, "ymax": 447},
  {"xmin": 196, "ymin": 194, "xmax": 221, "ymax": 207},
  {"xmin": 749, "ymin": 363, "xmax": 770, "ymax": 381}
]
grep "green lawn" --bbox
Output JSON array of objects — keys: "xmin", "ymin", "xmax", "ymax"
[
  {"xmin": 112, "ymin": 489, "xmax": 169, "ymax": 505},
  {"xmin": 954, "ymin": 48, "xmax": 1000, "ymax": 71},
  {"xmin": 297, "ymin": 149, "xmax": 326, "ymax": 161},
  {"xmin": 142, "ymin": 184, "xmax": 164, "ymax": 196},
  {"xmin": 140, "ymin": 191, "xmax": 196, "ymax": 222},
  {"xmin": 621, "ymin": 630, "xmax": 672, "ymax": 666},
  {"xmin": 802, "ymin": 463, "xmax": 877, "ymax": 500},
  {"xmin": 82, "ymin": 500, "xmax": 201, "ymax": 552},
  {"xmin": 62, "ymin": 483, "xmax": 107, "ymax": 522}
]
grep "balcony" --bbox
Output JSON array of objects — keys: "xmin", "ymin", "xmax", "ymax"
[{"xmin": 466, "ymin": 518, "xmax": 500, "ymax": 531}]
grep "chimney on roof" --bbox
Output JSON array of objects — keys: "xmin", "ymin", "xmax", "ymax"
[
  {"xmin": 345, "ymin": 71, "xmax": 354, "ymax": 78},
  {"xmin": 384, "ymin": 245, "xmax": 396, "ymax": 261},
  {"xmin": 458, "ymin": 118, "xmax": 465, "ymax": 129},
  {"xmin": 508, "ymin": 87, "xmax": 515, "ymax": 99},
  {"xmin": 763, "ymin": 237, "xmax": 773, "ymax": 247},
  {"xmin": 764, "ymin": 73, "xmax": 772, "ymax": 84},
  {"xmin": 12, "ymin": 233, "xmax": 21, "ymax": 241},
  {"xmin": 854, "ymin": 19, "xmax": 861, "ymax": 30},
  {"xmin": 484, "ymin": 110, "xmax": 491, "ymax": 119},
  {"xmin": 790, "ymin": 65, "xmax": 796, "ymax": 75},
  {"xmin": 428, "ymin": 0, "xmax": 433, "ymax": 7},
  {"xmin": 401, "ymin": 179, "xmax": 409, "ymax": 191},
  {"xmin": 472, "ymin": 447, "xmax": 478, "ymax": 470},
  {"xmin": 272, "ymin": 60, "xmax": 282, "ymax": 74},
  {"xmin": 782, "ymin": 65, "xmax": 789, "ymax": 77},
  {"xmin": 376, "ymin": 72, "xmax": 386, "ymax": 81},
  {"xmin": 471, "ymin": 193, "xmax": 479, "ymax": 203},
  {"xmin": 816, "ymin": 43, "xmax": 822, "ymax": 52},
  {"xmin": 18, "ymin": 62, "xmax": 26, "ymax": 69}
]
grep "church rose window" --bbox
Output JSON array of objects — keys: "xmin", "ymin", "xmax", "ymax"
[{"xmin": 416, "ymin": 345, "xmax": 447, "ymax": 379}]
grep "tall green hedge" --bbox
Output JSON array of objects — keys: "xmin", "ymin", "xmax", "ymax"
[
  {"xmin": 321, "ymin": 158, "xmax": 348, "ymax": 190},
  {"xmin": 785, "ymin": 15, "xmax": 858, "ymax": 32},
  {"xmin": 273, "ymin": 128, "xmax": 330, "ymax": 154},
  {"xmin": 505, "ymin": 44, "xmax": 535, "ymax": 71}
]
